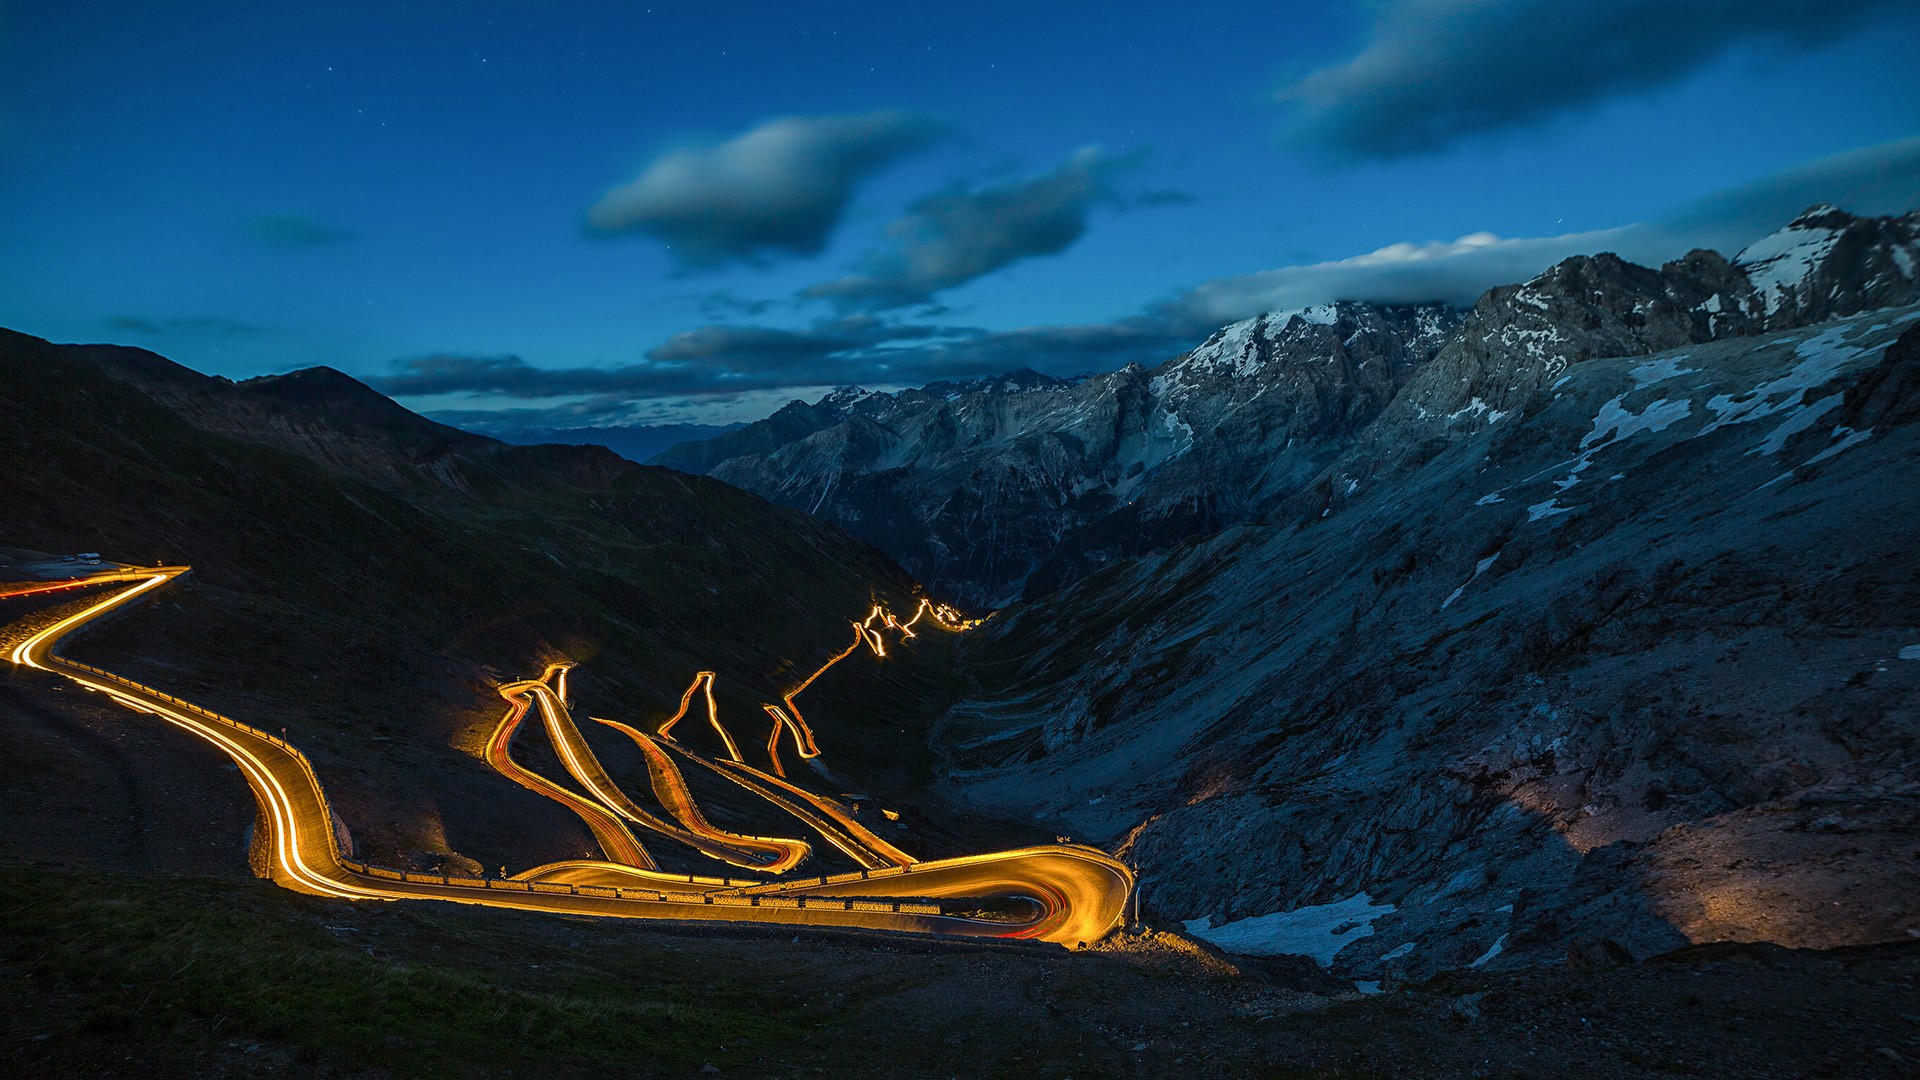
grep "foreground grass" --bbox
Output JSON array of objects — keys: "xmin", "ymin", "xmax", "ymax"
[
  {"xmin": 12, "ymin": 861, "xmax": 1911, "ymax": 1079},
  {"xmin": 2, "ymin": 862, "xmax": 1318, "ymax": 1080},
  {"xmin": 0, "ymin": 864, "xmax": 801, "ymax": 1077}
]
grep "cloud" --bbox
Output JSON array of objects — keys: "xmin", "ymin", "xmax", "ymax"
[
  {"xmin": 379, "ymin": 135, "xmax": 1920, "ymax": 422},
  {"xmin": 644, "ymin": 325, "xmax": 857, "ymax": 368},
  {"xmin": 1663, "ymin": 134, "xmax": 1920, "ymax": 251},
  {"xmin": 695, "ymin": 289, "xmax": 778, "ymax": 319},
  {"xmin": 854, "ymin": 318, "xmax": 1204, "ymax": 380},
  {"xmin": 1173, "ymin": 228, "xmax": 1635, "ymax": 324},
  {"xmin": 369, "ymin": 310, "xmax": 1191, "ymax": 406},
  {"xmin": 1282, "ymin": 0, "xmax": 1910, "ymax": 161},
  {"xmin": 584, "ymin": 111, "xmax": 939, "ymax": 266},
  {"xmin": 245, "ymin": 212, "xmax": 356, "ymax": 248},
  {"xmin": 371, "ymin": 317, "xmax": 943, "ymax": 401},
  {"xmin": 1173, "ymin": 134, "xmax": 1920, "ymax": 324},
  {"xmin": 105, "ymin": 315, "xmax": 268, "ymax": 337},
  {"xmin": 804, "ymin": 147, "xmax": 1120, "ymax": 310},
  {"xmin": 421, "ymin": 398, "xmax": 647, "ymax": 431},
  {"xmin": 369, "ymin": 347, "xmax": 835, "ymax": 400}
]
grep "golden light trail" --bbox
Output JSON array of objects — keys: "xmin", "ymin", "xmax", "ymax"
[
  {"xmin": 547, "ymin": 603, "xmax": 934, "ymax": 868},
  {"xmin": 651, "ymin": 735, "xmax": 904, "ymax": 870},
  {"xmin": 3, "ymin": 569, "xmax": 1130, "ymax": 946},
  {"xmin": 574, "ymin": 593, "xmax": 968, "ymax": 869},
  {"xmin": 774, "ymin": 621, "xmax": 868, "ymax": 763},
  {"xmin": 715, "ymin": 756, "xmax": 917, "ymax": 869},
  {"xmin": 760, "ymin": 703, "xmax": 806, "ymax": 778},
  {"xmin": 486, "ymin": 681, "xmax": 657, "ymax": 868},
  {"xmin": 654, "ymin": 673, "xmax": 707, "ymax": 740},
  {"xmin": 765, "ymin": 596, "xmax": 977, "ymax": 765},
  {"xmin": 897, "ymin": 597, "xmax": 981, "ymax": 634},
  {"xmin": 0, "ymin": 569, "xmax": 161, "ymax": 601},
  {"xmin": 8, "ymin": 569, "xmax": 174, "ymax": 667},
  {"xmin": 593, "ymin": 716, "xmax": 811, "ymax": 873},
  {"xmin": 654, "ymin": 671, "xmax": 743, "ymax": 763},
  {"xmin": 860, "ymin": 607, "xmax": 889, "ymax": 655},
  {"xmin": 497, "ymin": 673, "xmax": 811, "ymax": 873}
]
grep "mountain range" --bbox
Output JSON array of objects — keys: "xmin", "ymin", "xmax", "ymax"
[
  {"xmin": 666, "ymin": 205, "xmax": 1920, "ymax": 977},
  {"xmin": 5, "ymin": 204, "xmax": 1916, "ymax": 983},
  {"xmin": 658, "ymin": 206, "xmax": 1920, "ymax": 611}
]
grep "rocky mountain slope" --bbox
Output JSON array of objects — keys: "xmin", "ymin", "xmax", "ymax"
[
  {"xmin": 659, "ymin": 207, "xmax": 1920, "ymax": 615},
  {"xmin": 0, "ymin": 332, "xmax": 950, "ymax": 876},
  {"xmin": 657, "ymin": 310, "xmax": 1464, "ymax": 607},
  {"xmin": 929, "ymin": 205, "xmax": 1920, "ymax": 981}
]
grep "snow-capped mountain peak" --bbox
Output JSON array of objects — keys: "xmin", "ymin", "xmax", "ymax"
[
  {"xmin": 661, "ymin": 207, "xmax": 1920, "ymax": 608},
  {"xmin": 1736, "ymin": 204, "xmax": 1920, "ymax": 318},
  {"xmin": 815, "ymin": 385, "xmax": 880, "ymax": 413},
  {"xmin": 1737, "ymin": 206, "xmax": 1850, "ymax": 315}
]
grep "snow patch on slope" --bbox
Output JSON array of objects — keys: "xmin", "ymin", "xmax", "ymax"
[
  {"xmin": 1185, "ymin": 892, "xmax": 1394, "ymax": 965},
  {"xmin": 1699, "ymin": 322, "xmax": 1875, "ymax": 437},
  {"xmin": 1527, "ymin": 499, "xmax": 1572, "ymax": 522},
  {"xmin": 1442, "ymin": 551, "xmax": 1500, "ymax": 610},
  {"xmin": 1737, "ymin": 209, "xmax": 1842, "ymax": 315},
  {"xmin": 1628, "ymin": 354, "xmax": 1698, "ymax": 388},
  {"xmin": 1581, "ymin": 396, "xmax": 1693, "ymax": 452},
  {"xmin": 1469, "ymin": 933, "xmax": 1509, "ymax": 969}
]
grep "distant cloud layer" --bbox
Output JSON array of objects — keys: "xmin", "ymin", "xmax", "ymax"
[
  {"xmin": 1175, "ymin": 229, "xmax": 1633, "ymax": 324},
  {"xmin": 584, "ymin": 111, "xmax": 939, "ymax": 266},
  {"xmin": 371, "ymin": 311, "xmax": 1193, "ymax": 409},
  {"xmin": 371, "ymin": 322, "xmax": 928, "ymax": 401},
  {"xmin": 1283, "ymin": 0, "xmax": 1909, "ymax": 160},
  {"xmin": 805, "ymin": 148, "xmax": 1118, "ymax": 310},
  {"xmin": 383, "ymin": 136, "xmax": 1920, "ymax": 423},
  {"xmin": 1175, "ymin": 135, "xmax": 1920, "ymax": 322}
]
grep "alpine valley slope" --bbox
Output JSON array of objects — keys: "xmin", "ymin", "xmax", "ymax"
[
  {"xmin": 0, "ymin": 333, "xmax": 964, "ymax": 880},
  {"xmin": 928, "ymin": 206, "xmax": 1920, "ymax": 980}
]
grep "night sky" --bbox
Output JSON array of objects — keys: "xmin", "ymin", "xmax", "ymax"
[{"xmin": 5, "ymin": 1, "xmax": 1919, "ymax": 431}]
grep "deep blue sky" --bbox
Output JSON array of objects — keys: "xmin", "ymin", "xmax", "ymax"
[{"xmin": 5, "ymin": 1, "xmax": 1919, "ymax": 429}]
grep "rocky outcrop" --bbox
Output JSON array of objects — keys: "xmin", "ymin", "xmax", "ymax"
[
  {"xmin": 658, "ymin": 304, "xmax": 1465, "ymax": 607},
  {"xmin": 1313, "ymin": 207, "xmax": 1920, "ymax": 510},
  {"xmin": 1737, "ymin": 204, "xmax": 1920, "ymax": 324},
  {"xmin": 659, "ymin": 207, "xmax": 1920, "ymax": 608},
  {"xmin": 938, "ymin": 305, "xmax": 1920, "ymax": 981},
  {"xmin": 924, "ymin": 207, "xmax": 1920, "ymax": 981}
]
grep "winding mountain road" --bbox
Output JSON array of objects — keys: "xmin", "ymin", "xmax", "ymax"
[
  {"xmin": 495, "ymin": 675, "xmax": 813, "ymax": 873},
  {"xmin": 4, "ymin": 566, "xmax": 1132, "ymax": 946}
]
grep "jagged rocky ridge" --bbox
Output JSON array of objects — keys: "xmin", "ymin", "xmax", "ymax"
[
  {"xmin": 927, "ymin": 206, "xmax": 1920, "ymax": 980},
  {"xmin": 659, "ymin": 206, "xmax": 1920, "ymax": 611},
  {"xmin": 657, "ymin": 308, "xmax": 1465, "ymax": 607}
]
